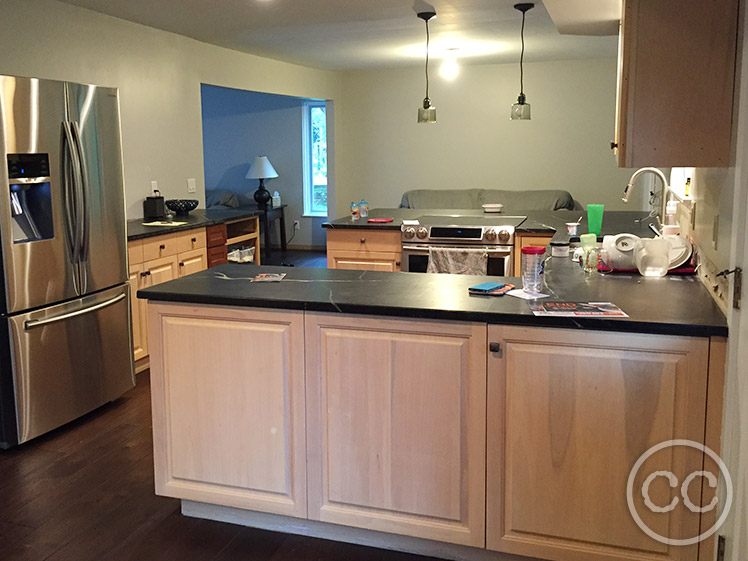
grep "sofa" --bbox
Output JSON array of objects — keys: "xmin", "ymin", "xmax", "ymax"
[{"xmin": 398, "ymin": 189, "xmax": 582, "ymax": 211}]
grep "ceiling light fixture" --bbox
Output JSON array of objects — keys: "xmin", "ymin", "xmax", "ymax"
[
  {"xmin": 440, "ymin": 48, "xmax": 459, "ymax": 81},
  {"xmin": 417, "ymin": 9, "xmax": 437, "ymax": 123},
  {"xmin": 510, "ymin": 3, "xmax": 534, "ymax": 121}
]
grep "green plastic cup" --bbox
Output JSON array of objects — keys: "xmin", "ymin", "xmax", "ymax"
[{"xmin": 587, "ymin": 204, "xmax": 604, "ymax": 236}]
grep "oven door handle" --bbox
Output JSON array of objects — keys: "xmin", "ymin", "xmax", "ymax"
[{"xmin": 402, "ymin": 245, "xmax": 512, "ymax": 254}]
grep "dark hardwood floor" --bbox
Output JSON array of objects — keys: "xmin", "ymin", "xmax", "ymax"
[
  {"xmin": 0, "ymin": 373, "xmax": 439, "ymax": 561},
  {"xmin": 261, "ymin": 249, "xmax": 327, "ymax": 268}
]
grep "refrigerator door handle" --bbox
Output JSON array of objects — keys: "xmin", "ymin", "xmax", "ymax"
[
  {"xmin": 70, "ymin": 121, "xmax": 90, "ymax": 292},
  {"xmin": 61, "ymin": 122, "xmax": 83, "ymax": 262},
  {"xmin": 23, "ymin": 293, "xmax": 126, "ymax": 330}
]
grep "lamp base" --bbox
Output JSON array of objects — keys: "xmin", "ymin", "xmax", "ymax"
[{"xmin": 254, "ymin": 181, "xmax": 271, "ymax": 209}]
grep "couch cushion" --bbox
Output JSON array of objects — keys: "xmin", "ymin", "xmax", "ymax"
[
  {"xmin": 399, "ymin": 188, "xmax": 580, "ymax": 210},
  {"xmin": 399, "ymin": 189, "xmax": 484, "ymax": 209}
]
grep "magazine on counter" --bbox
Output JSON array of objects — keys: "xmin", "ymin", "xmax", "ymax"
[
  {"xmin": 251, "ymin": 273, "xmax": 287, "ymax": 282},
  {"xmin": 528, "ymin": 301, "xmax": 628, "ymax": 317}
]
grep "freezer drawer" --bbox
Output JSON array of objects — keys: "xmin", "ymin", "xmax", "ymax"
[{"xmin": 6, "ymin": 284, "xmax": 134, "ymax": 444}]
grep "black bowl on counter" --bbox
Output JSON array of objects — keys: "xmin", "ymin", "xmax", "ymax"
[{"xmin": 165, "ymin": 199, "xmax": 199, "ymax": 216}]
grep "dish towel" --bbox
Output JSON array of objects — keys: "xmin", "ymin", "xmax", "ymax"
[{"xmin": 426, "ymin": 247, "xmax": 488, "ymax": 275}]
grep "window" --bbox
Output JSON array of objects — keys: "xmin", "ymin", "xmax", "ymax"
[{"xmin": 303, "ymin": 101, "xmax": 327, "ymax": 216}]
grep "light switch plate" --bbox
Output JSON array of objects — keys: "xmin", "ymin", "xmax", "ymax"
[{"xmin": 187, "ymin": 178, "xmax": 196, "ymax": 193}]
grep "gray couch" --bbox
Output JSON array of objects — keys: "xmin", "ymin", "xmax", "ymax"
[{"xmin": 399, "ymin": 189, "xmax": 582, "ymax": 211}]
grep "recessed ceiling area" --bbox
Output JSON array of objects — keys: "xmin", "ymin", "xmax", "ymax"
[{"xmin": 55, "ymin": 0, "xmax": 621, "ymax": 70}]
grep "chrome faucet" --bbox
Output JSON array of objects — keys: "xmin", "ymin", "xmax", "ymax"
[{"xmin": 622, "ymin": 167, "xmax": 670, "ymax": 226}]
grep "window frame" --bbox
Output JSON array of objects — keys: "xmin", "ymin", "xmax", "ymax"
[{"xmin": 302, "ymin": 100, "xmax": 328, "ymax": 218}]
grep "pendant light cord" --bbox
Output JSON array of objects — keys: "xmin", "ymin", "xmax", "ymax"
[
  {"xmin": 425, "ymin": 18, "xmax": 431, "ymax": 100},
  {"xmin": 519, "ymin": 10, "xmax": 526, "ymax": 96}
]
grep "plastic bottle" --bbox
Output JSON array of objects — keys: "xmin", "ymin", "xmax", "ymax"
[
  {"xmin": 358, "ymin": 199, "xmax": 369, "ymax": 218},
  {"xmin": 521, "ymin": 246, "xmax": 546, "ymax": 293},
  {"xmin": 684, "ymin": 177, "xmax": 691, "ymax": 198},
  {"xmin": 350, "ymin": 202, "xmax": 359, "ymax": 220}
]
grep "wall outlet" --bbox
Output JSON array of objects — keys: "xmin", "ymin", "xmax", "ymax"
[
  {"xmin": 293, "ymin": 220, "xmax": 300, "ymax": 231},
  {"xmin": 187, "ymin": 178, "xmax": 196, "ymax": 193},
  {"xmin": 150, "ymin": 180, "xmax": 158, "ymax": 193}
]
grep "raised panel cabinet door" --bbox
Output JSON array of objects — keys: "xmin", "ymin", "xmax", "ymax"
[
  {"xmin": 486, "ymin": 325, "xmax": 710, "ymax": 561},
  {"xmin": 178, "ymin": 248, "xmax": 208, "ymax": 277},
  {"xmin": 127, "ymin": 263, "xmax": 148, "ymax": 361},
  {"xmin": 327, "ymin": 250, "xmax": 401, "ymax": 271},
  {"xmin": 144, "ymin": 255, "xmax": 179, "ymax": 287},
  {"xmin": 305, "ymin": 312, "xmax": 486, "ymax": 546},
  {"xmin": 148, "ymin": 303, "xmax": 307, "ymax": 518}
]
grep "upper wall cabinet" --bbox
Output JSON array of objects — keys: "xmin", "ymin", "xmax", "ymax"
[{"xmin": 614, "ymin": 0, "xmax": 739, "ymax": 168}]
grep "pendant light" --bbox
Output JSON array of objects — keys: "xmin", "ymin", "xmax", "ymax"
[
  {"xmin": 417, "ymin": 10, "xmax": 437, "ymax": 123},
  {"xmin": 510, "ymin": 3, "xmax": 534, "ymax": 121}
]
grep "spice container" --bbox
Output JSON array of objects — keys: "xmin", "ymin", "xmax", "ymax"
[{"xmin": 550, "ymin": 239, "xmax": 570, "ymax": 258}]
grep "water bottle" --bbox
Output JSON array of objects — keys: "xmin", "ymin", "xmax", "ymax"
[{"xmin": 521, "ymin": 246, "xmax": 546, "ymax": 293}]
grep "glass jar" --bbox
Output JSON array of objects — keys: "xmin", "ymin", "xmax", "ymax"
[{"xmin": 521, "ymin": 246, "xmax": 546, "ymax": 293}]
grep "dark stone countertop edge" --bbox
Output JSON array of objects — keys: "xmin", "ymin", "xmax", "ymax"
[
  {"xmin": 138, "ymin": 289, "xmax": 728, "ymax": 338},
  {"xmin": 127, "ymin": 208, "xmax": 264, "ymax": 241}
]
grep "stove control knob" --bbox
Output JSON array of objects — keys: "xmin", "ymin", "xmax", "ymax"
[
  {"xmin": 416, "ymin": 227, "xmax": 429, "ymax": 239},
  {"xmin": 484, "ymin": 228, "xmax": 498, "ymax": 241},
  {"xmin": 498, "ymin": 229, "xmax": 511, "ymax": 243},
  {"xmin": 403, "ymin": 227, "xmax": 416, "ymax": 239}
]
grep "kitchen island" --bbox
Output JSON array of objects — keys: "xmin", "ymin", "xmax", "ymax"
[{"xmin": 139, "ymin": 264, "xmax": 726, "ymax": 561}]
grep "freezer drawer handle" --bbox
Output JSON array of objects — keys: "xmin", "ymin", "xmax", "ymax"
[{"xmin": 24, "ymin": 293, "xmax": 126, "ymax": 330}]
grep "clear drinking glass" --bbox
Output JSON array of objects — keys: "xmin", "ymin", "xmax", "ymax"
[
  {"xmin": 521, "ymin": 246, "xmax": 546, "ymax": 293},
  {"xmin": 634, "ymin": 238, "xmax": 671, "ymax": 277}
]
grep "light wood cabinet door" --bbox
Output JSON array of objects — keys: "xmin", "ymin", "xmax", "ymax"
[
  {"xmin": 148, "ymin": 303, "xmax": 307, "ymax": 518},
  {"xmin": 615, "ymin": 0, "xmax": 738, "ymax": 167},
  {"xmin": 143, "ymin": 255, "xmax": 179, "ymax": 287},
  {"xmin": 127, "ymin": 263, "xmax": 148, "ymax": 361},
  {"xmin": 326, "ymin": 229, "xmax": 402, "ymax": 271},
  {"xmin": 486, "ymin": 325, "xmax": 710, "ymax": 561},
  {"xmin": 327, "ymin": 249, "xmax": 401, "ymax": 272},
  {"xmin": 305, "ymin": 312, "xmax": 486, "ymax": 546},
  {"xmin": 177, "ymin": 248, "xmax": 207, "ymax": 277}
]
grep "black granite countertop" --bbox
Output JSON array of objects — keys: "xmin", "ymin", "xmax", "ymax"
[
  {"xmin": 127, "ymin": 207, "xmax": 265, "ymax": 241},
  {"xmin": 323, "ymin": 208, "xmax": 658, "ymax": 242},
  {"xmin": 137, "ymin": 259, "xmax": 727, "ymax": 337}
]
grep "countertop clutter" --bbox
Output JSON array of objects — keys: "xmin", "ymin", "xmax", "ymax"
[
  {"xmin": 127, "ymin": 207, "xmax": 266, "ymax": 241},
  {"xmin": 138, "ymin": 259, "xmax": 726, "ymax": 337}
]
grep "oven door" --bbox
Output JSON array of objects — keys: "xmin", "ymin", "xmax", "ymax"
[{"xmin": 402, "ymin": 244, "xmax": 514, "ymax": 276}]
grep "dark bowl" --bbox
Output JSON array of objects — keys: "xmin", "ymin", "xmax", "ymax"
[{"xmin": 165, "ymin": 199, "xmax": 199, "ymax": 216}]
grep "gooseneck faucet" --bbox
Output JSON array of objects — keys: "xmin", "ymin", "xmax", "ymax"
[{"xmin": 622, "ymin": 167, "xmax": 670, "ymax": 226}]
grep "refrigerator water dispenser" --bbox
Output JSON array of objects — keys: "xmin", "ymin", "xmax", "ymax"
[{"xmin": 7, "ymin": 153, "xmax": 54, "ymax": 243}]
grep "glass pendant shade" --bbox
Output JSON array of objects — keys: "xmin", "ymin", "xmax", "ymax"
[
  {"xmin": 418, "ymin": 98, "xmax": 437, "ymax": 123},
  {"xmin": 510, "ymin": 93, "xmax": 531, "ymax": 120}
]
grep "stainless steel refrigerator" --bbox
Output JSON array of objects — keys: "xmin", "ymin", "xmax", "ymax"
[{"xmin": 0, "ymin": 75, "xmax": 134, "ymax": 448}]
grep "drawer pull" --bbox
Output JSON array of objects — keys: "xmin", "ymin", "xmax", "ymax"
[
  {"xmin": 140, "ymin": 271, "xmax": 151, "ymax": 277},
  {"xmin": 179, "ymin": 262, "xmax": 184, "ymax": 267},
  {"xmin": 360, "ymin": 238, "xmax": 366, "ymax": 243},
  {"xmin": 159, "ymin": 244, "xmax": 165, "ymax": 250},
  {"xmin": 191, "ymin": 237, "xmax": 197, "ymax": 243}
]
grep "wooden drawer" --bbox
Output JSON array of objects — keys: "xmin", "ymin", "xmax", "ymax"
[
  {"xmin": 176, "ymin": 229, "xmax": 207, "ymax": 254},
  {"xmin": 142, "ymin": 233, "xmax": 178, "ymax": 262},
  {"xmin": 206, "ymin": 224, "xmax": 227, "ymax": 248},
  {"xmin": 127, "ymin": 240, "xmax": 144, "ymax": 265},
  {"xmin": 326, "ymin": 229, "xmax": 401, "ymax": 253},
  {"xmin": 207, "ymin": 245, "xmax": 228, "ymax": 267}
]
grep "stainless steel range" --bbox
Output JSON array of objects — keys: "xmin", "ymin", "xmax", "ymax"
[{"xmin": 401, "ymin": 214, "xmax": 526, "ymax": 275}]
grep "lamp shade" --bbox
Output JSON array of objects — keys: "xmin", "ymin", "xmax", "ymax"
[{"xmin": 246, "ymin": 156, "xmax": 279, "ymax": 180}]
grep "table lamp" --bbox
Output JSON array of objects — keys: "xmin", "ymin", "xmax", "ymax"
[{"xmin": 246, "ymin": 156, "xmax": 278, "ymax": 209}]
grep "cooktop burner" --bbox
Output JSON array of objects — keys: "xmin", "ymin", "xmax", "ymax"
[{"xmin": 416, "ymin": 215, "xmax": 527, "ymax": 228}]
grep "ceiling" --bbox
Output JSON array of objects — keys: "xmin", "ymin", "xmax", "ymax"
[{"xmin": 56, "ymin": 0, "xmax": 621, "ymax": 70}]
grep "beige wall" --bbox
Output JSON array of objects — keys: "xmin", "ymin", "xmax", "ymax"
[
  {"xmin": 0, "ymin": 0, "xmax": 342, "ymax": 219},
  {"xmin": 335, "ymin": 58, "xmax": 642, "ymax": 218}
]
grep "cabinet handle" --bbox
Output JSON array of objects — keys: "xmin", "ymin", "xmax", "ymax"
[
  {"xmin": 489, "ymin": 341, "xmax": 502, "ymax": 356},
  {"xmin": 610, "ymin": 141, "xmax": 618, "ymax": 150},
  {"xmin": 159, "ymin": 244, "xmax": 165, "ymax": 250},
  {"xmin": 140, "ymin": 271, "xmax": 151, "ymax": 277},
  {"xmin": 191, "ymin": 237, "xmax": 196, "ymax": 243},
  {"xmin": 360, "ymin": 238, "xmax": 366, "ymax": 243},
  {"xmin": 395, "ymin": 261, "xmax": 401, "ymax": 266},
  {"xmin": 179, "ymin": 262, "xmax": 184, "ymax": 267}
]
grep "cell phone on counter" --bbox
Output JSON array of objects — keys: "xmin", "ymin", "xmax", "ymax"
[
  {"xmin": 468, "ymin": 282, "xmax": 505, "ymax": 293},
  {"xmin": 468, "ymin": 282, "xmax": 514, "ymax": 296}
]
